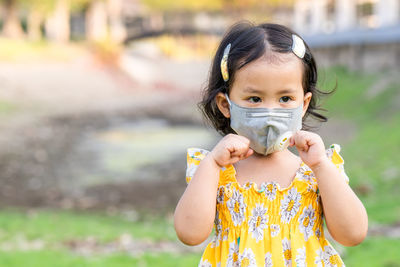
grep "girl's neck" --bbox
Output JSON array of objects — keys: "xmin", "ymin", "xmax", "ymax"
[
  {"xmin": 233, "ymin": 148, "xmax": 302, "ymax": 188},
  {"xmin": 250, "ymin": 148, "xmax": 297, "ymax": 163}
]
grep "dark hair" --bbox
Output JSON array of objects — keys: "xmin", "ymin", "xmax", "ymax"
[{"xmin": 199, "ymin": 21, "xmax": 333, "ymax": 136}]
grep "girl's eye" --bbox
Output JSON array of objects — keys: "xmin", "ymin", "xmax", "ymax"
[
  {"xmin": 248, "ymin": 96, "xmax": 262, "ymax": 103},
  {"xmin": 279, "ymin": 96, "xmax": 292, "ymax": 103}
]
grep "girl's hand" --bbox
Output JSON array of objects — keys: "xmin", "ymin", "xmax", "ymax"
[
  {"xmin": 289, "ymin": 130, "xmax": 328, "ymax": 169},
  {"xmin": 210, "ymin": 134, "xmax": 253, "ymax": 167}
]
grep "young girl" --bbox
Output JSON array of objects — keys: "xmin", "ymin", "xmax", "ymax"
[{"xmin": 174, "ymin": 22, "xmax": 368, "ymax": 266}]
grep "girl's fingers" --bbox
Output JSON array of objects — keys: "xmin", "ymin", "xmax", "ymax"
[
  {"xmin": 289, "ymin": 136, "xmax": 295, "ymax": 147},
  {"xmin": 214, "ymin": 134, "xmax": 252, "ymax": 165},
  {"xmin": 293, "ymin": 131, "xmax": 310, "ymax": 151},
  {"xmin": 231, "ymin": 146, "xmax": 250, "ymax": 158},
  {"xmin": 244, "ymin": 148, "xmax": 253, "ymax": 159},
  {"xmin": 230, "ymin": 135, "xmax": 251, "ymax": 155},
  {"xmin": 235, "ymin": 135, "xmax": 251, "ymax": 145},
  {"xmin": 230, "ymin": 149, "xmax": 253, "ymax": 164}
]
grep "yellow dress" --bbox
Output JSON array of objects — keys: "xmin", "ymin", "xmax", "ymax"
[{"xmin": 186, "ymin": 144, "xmax": 348, "ymax": 267}]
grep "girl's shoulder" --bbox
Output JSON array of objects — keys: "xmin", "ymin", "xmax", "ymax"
[
  {"xmin": 297, "ymin": 144, "xmax": 348, "ymax": 187},
  {"xmin": 326, "ymin": 144, "xmax": 344, "ymax": 165},
  {"xmin": 185, "ymin": 148, "xmax": 210, "ymax": 184},
  {"xmin": 185, "ymin": 147, "xmax": 234, "ymax": 185},
  {"xmin": 325, "ymin": 143, "xmax": 349, "ymax": 183}
]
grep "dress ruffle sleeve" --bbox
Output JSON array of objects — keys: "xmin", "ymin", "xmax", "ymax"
[
  {"xmin": 185, "ymin": 148, "xmax": 209, "ymax": 184},
  {"xmin": 326, "ymin": 144, "xmax": 349, "ymax": 183}
]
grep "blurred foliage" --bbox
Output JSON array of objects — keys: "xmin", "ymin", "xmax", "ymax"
[
  {"xmin": 1, "ymin": 0, "xmax": 296, "ymax": 18},
  {"xmin": 142, "ymin": 0, "xmax": 223, "ymax": 12},
  {"xmin": 142, "ymin": 0, "xmax": 294, "ymax": 11},
  {"xmin": 18, "ymin": 0, "xmax": 54, "ymax": 15},
  {"xmin": 0, "ymin": 37, "xmax": 86, "ymax": 62},
  {"xmin": 7, "ymin": 0, "xmax": 91, "ymax": 12},
  {"xmin": 152, "ymin": 34, "xmax": 220, "ymax": 60},
  {"xmin": 321, "ymin": 66, "xmax": 400, "ymax": 224},
  {"xmin": 90, "ymin": 38, "xmax": 123, "ymax": 66}
]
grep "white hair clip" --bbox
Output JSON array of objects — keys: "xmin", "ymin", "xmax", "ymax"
[
  {"xmin": 220, "ymin": 43, "xmax": 231, "ymax": 82},
  {"xmin": 291, "ymin": 34, "xmax": 306, "ymax": 59}
]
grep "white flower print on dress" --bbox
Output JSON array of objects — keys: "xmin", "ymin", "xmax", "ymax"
[
  {"xmin": 217, "ymin": 186, "xmax": 225, "ymax": 204},
  {"xmin": 315, "ymin": 228, "xmax": 321, "ymax": 239},
  {"xmin": 297, "ymin": 165, "xmax": 316, "ymax": 182},
  {"xmin": 315, "ymin": 248, "xmax": 324, "ymax": 267},
  {"xmin": 280, "ymin": 187, "xmax": 302, "ymax": 223},
  {"xmin": 211, "ymin": 213, "xmax": 222, "ymax": 248},
  {"xmin": 198, "ymin": 259, "xmax": 212, "ymax": 267},
  {"xmin": 270, "ymin": 224, "xmax": 281, "ymax": 237},
  {"xmin": 238, "ymin": 248, "xmax": 257, "ymax": 267},
  {"xmin": 248, "ymin": 203, "xmax": 269, "ymax": 242},
  {"xmin": 263, "ymin": 182, "xmax": 278, "ymax": 201},
  {"xmin": 297, "ymin": 164, "xmax": 318, "ymax": 192},
  {"xmin": 243, "ymin": 182, "xmax": 253, "ymax": 190},
  {"xmin": 186, "ymin": 148, "xmax": 208, "ymax": 182},
  {"xmin": 265, "ymin": 252, "xmax": 273, "ymax": 267},
  {"xmin": 282, "ymin": 238, "xmax": 292, "ymax": 267},
  {"xmin": 295, "ymin": 247, "xmax": 307, "ymax": 267},
  {"xmin": 227, "ymin": 241, "xmax": 240, "ymax": 267},
  {"xmin": 299, "ymin": 205, "xmax": 316, "ymax": 241},
  {"xmin": 226, "ymin": 189, "xmax": 246, "ymax": 226},
  {"xmin": 323, "ymin": 246, "xmax": 344, "ymax": 267}
]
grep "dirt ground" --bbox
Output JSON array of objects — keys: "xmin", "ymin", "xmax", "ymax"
[{"xmin": 0, "ymin": 49, "xmax": 212, "ymax": 215}]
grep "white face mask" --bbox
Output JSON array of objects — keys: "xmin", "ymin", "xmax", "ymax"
[{"xmin": 225, "ymin": 94, "xmax": 303, "ymax": 155}]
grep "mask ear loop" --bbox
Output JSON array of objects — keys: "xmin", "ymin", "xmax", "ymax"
[{"xmin": 224, "ymin": 93, "xmax": 232, "ymax": 107}]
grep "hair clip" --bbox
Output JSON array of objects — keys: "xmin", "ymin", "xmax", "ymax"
[
  {"xmin": 220, "ymin": 43, "xmax": 231, "ymax": 82},
  {"xmin": 291, "ymin": 34, "xmax": 305, "ymax": 59}
]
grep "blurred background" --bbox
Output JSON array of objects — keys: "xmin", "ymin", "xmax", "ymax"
[{"xmin": 0, "ymin": 0, "xmax": 399, "ymax": 266}]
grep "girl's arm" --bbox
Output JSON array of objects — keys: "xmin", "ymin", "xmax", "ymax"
[
  {"xmin": 291, "ymin": 131, "xmax": 368, "ymax": 247},
  {"xmin": 174, "ymin": 134, "xmax": 253, "ymax": 246}
]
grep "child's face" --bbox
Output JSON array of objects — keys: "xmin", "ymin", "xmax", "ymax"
[{"xmin": 216, "ymin": 52, "xmax": 312, "ymax": 118}]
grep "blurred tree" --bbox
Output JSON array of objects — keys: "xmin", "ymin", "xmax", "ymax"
[
  {"xmin": 45, "ymin": 0, "xmax": 71, "ymax": 43},
  {"xmin": 86, "ymin": 0, "xmax": 108, "ymax": 42},
  {"xmin": 20, "ymin": 0, "xmax": 92, "ymax": 43},
  {"xmin": 0, "ymin": 0, "xmax": 25, "ymax": 38},
  {"xmin": 20, "ymin": 0, "xmax": 54, "ymax": 41},
  {"xmin": 85, "ymin": 0, "xmax": 126, "ymax": 44},
  {"xmin": 107, "ymin": 0, "xmax": 126, "ymax": 44}
]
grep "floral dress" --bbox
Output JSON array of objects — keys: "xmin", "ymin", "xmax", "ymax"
[{"xmin": 185, "ymin": 144, "xmax": 348, "ymax": 267}]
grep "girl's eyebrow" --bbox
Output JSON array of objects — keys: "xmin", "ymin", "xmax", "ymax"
[
  {"xmin": 243, "ymin": 87, "xmax": 265, "ymax": 94},
  {"xmin": 243, "ymin": 87, "xmax": 296, "ymax": 95},
  {"xmin": 276, "ymin": 89, "xmax": 296, "ymax": 94}
]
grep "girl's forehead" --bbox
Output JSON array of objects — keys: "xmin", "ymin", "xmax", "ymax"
[
  {"xmin": 232, "ymin": 53, "xmax": 304, "ymax": 93},
  {"xmin": 233, "ymin": 53, "xmax": 303, "ymax": 89}
]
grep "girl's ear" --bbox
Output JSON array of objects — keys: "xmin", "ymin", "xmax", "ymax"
[
  {"xmin": 302, "ymin": 92, "xmax": 312, "ymax": 117},
  {"xmin": 215, "ymin": 92, "xmax": 231, "ymax": 118}
]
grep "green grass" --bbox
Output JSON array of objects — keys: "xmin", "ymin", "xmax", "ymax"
[
  {"xmin": 0, "ymin": 209, "xmax": 202, "ymax": 266},
  {"xmin": 0, "ymin": 100, "xmax": 18, "ymax": 115},
  {"xmin": 344, "ymin": 237, "xmax": 400, "ymax": 267},
  {"xmin": 0, "ymin": 209, "xmax": 177, "ymax": 243},
  {"xmin": 321, "ymin": 67, "xmax": 400, "ymax": 224},
  {"xmin": 0, "ymin": 251, "xmax": 201, "ymax": 267}
]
